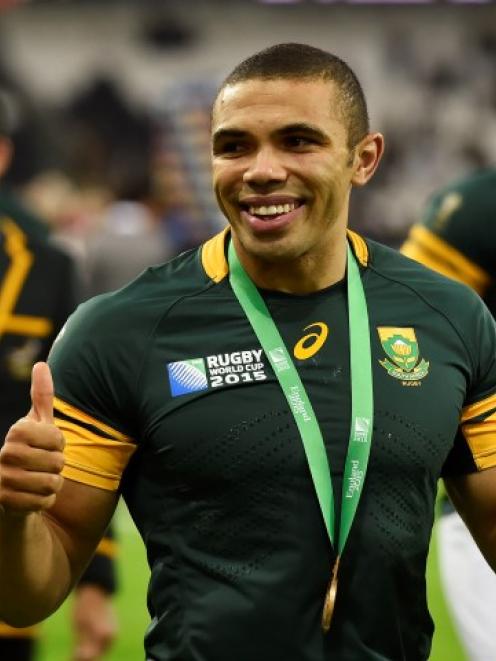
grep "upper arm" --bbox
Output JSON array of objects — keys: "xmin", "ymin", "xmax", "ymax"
[
  {"xmin": 48, "ymin": 296, "xmax": 139, "ymax": 492},
  {"xmin": 43, "ymin": 477, "xmax": 119, "ymax": 587},
  {"xmin": 444, "ymin": 466, "xmax": 496, "ymax": 571}
]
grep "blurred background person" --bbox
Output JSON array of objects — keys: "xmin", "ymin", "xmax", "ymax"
[
  {"xmin": 401, "ymin": 168, "xmax": 496, "ymax": 661},
  {"xmin": 0, "ymin": 91, "xmax": 119, "ymax": 661},
  {"xmin": 63, "ymin": 78, "xmax": 174, "ymax": 298}
]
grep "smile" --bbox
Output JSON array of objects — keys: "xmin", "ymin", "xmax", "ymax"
[
  {"xmin": 248, "ymin": 202, "xmax": 298, "ymax": 217},
  {"xmin": 240, "ymin": 199, "xmax": 304, "ymax": 233}
]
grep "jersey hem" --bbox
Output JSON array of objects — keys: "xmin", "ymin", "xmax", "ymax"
[{"xmin": 61, "ymin": 463, "xmax": 120, "ymax": 491}]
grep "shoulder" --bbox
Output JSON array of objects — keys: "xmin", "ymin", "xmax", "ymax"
[
  {"xmin": 366, "ymin": 238, "xmax": 496, "ymax": 385},
  {"xmin": 424, "ymin": 169, "xmax": 496, "ymax": 230},
  {"xmin": 47, "ymin": 234, "xmax": 226, "ymax": 428},
  {"xmin": 367, "ymin": 238, "xmax": 488, "ymax": 321},
  {"xmin": 400, "ymin": 170, "xmax": 496, "ymax": 292},
  {"xmin": 50, "ymin": 239, "xmax": 219, "ymax": 352},
  {"xmin": 0, "ymin": 212, "xmax": 71, "ymax": 263},
  {"xmin": 418, "ymin": 169, "xmax": 495, "ymax": 257},
  {"xmin": 435, "ymin": 168, "xmax": 496, "ymax": 203},
  {"xmin": 0, "ymin": 187, "xmax": 50, "ymax": 241},
  {"xmin": 34, "ymin": 238, "xmax": 75, "ymax": 271}
]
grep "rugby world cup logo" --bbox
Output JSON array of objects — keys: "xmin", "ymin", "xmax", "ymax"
[
  {"xmin": 377, "ymin": 327, "xmax": 429, "ymax": 382},
  {"xmin": 167, "ymin": 358, "xmax": 208, "ymax": 396}
]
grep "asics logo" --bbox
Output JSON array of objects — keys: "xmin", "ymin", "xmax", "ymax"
[{"xmin": 293, "ymin": 322, "xmax": 329, "ymax": 360}]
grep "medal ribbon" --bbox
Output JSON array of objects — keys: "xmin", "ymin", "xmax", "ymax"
[{"xmin": 228, "ymin": 239, "xmax": 373, "ymax": 561}]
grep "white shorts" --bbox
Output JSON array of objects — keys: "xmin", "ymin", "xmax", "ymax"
[{"xmin": 437, "ymin": 511, "xmax": 496, "ymax": 661}]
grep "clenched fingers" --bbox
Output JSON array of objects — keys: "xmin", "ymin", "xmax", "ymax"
[
  {"xmin": 0, "ymin": 441, "xmax": 65, "ymax": 473},
  {"xmin": 0, "ymin": 416, "xmax": 65, "ymax": 515},
  {"xmin": 0, "ymin": 465, "xmax": 64, "ymax": 496},
  {"xmin": 0, "ymin": 487, "xmax": 59, "ymax": 513},
  {"xmin": 0, "ymin": 462, "xmax": 64, "ymax": 513},
  {"xmin": 5, "ymin": 418, "xmax": 65, "ymax": 452}
]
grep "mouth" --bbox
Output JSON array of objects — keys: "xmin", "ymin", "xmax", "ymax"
[
  {"xmin": 239, "ymin": 198, "xmax": 305, "ymax": 232},
  {"xmin": 246, "ymin": 200, "xmax": 300, "ymax": 219}
]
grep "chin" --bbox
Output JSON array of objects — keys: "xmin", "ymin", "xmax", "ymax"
[{"xmin": 250, "ymin": 241, "xmax": 303, "ymax": 264}]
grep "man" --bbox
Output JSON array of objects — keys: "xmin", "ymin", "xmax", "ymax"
[
  {"xmin": 0, "ymin": 99, "xmax": 118, "ymax": 661},
  {"xmin": 1, "ymin": 43, "xmax": 496, "ymax": 661},
  {"xmin": 401, "ymin": 168, "xmax": 496, "ymax": 661}
]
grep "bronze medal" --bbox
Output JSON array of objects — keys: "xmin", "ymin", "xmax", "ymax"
[{"xmin": 321, "ymin": 556, "xmax": 340, "ymax": 632}]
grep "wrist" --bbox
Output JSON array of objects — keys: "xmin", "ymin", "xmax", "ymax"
[{"xmin": 0, "ymin": 504, "xmax": 34, "ymax": 528}]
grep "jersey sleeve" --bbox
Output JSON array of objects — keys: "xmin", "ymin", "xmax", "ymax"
[
  {"xmin": 401, "ymin": 176, "xmax": 495, "ymax": 296},
  {"xmin": 442, "ymin": 298, "xmax": 496, "ymax": 476},
  {"xmin": 48, "ymin": 294, "xmax": 139, "ymax": 492},
  {"xmin": 401, "ymin": 224, "xmax": 492, "ymax": 296}
]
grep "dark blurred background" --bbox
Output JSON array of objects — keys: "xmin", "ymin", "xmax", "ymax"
[{"xmin": 0, "ymin": 0, "xmax": 495, "ymax": 291}]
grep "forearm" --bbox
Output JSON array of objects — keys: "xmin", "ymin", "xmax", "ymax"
[
  {"xmin": 475, "ymin": 523, "xmax": 496, "ymax": 573},
  {"xmin": 445, "ymin": 469, "xmax": 496, "ymax": 574},
  {"xmin": 0, "ymin": 510, "xmax": 73, "ymax": 626},
  {"xmin": 0, "ymin": 364, "xmax": 118, "ymax": 627}
]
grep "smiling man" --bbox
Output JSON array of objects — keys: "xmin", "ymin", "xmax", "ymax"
[
  {"xmin": 211, "ymin": 58, "xmax": 380, "ymax": 292},
  {"xmin": 1, "ymin": 43, "xmax": 496, "ymax": 661}
]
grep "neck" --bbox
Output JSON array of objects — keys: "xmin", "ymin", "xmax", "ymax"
[{"xmin": 232, "ymin": 231, "xmax": 348, "ymax": 295}]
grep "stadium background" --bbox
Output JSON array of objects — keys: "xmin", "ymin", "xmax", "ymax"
[{"xmin": 1, "ymin": 0, "xmax": 494, "ymax": 658}]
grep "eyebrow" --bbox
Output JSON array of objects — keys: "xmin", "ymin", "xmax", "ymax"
[
  {"xmin": 212, "ymin": 128, "xmax": 247, "ymax": 144},
  {"xmin": 275, "ymin": 123, "xmax": 329, "ymax": 142},
  {"xmin": 212, "ymin": 123, "xmax": 329, "ymax": 144}
]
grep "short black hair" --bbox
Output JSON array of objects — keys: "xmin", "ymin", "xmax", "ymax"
[{"xmin": 218, "ymin": 43, "xmax": 369, "ymax": 148}]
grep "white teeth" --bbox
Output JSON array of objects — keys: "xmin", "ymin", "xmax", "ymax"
[{"xmin": 248, "ymin": 202, "xmax": 297, "ymax": 216}]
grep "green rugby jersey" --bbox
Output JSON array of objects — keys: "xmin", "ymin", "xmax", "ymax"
[
  {"xmin": 49, "ymin": 229, "xmax": 496, "ymax": 661},
  {"xmin": 402, "ymin": 168, "xmax": 496, "ymax": 309}
]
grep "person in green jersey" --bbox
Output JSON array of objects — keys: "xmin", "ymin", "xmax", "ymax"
[
  {"xmin": 401, "ymin": 168, "xmax": 496, "ymax": 661},
  {"xmin": 0, "ymin": 95, "xmax": 119, "ymax": 661},
  {"xmin": 1, "ymin": 43, "xmax": 496, "ymax": 661}
]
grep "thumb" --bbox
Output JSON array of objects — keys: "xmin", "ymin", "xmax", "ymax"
[{"xmin": 29, "ymin": 361, "xmax": 54, "ymax": 423}]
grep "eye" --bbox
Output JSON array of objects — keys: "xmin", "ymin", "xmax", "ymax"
[
  {"xmin": 213, "ymin": 140, "xmax": 248, "ymax": 157},
  {"xmin": 283, "ymin": 135, "xmax": 316, "ymax": 150}
]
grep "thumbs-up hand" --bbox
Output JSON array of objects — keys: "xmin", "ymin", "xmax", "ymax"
[
  {"xmin": 29, "ymin": 361, "xmax": 55, "ymax": 424},
  {"xmin": 0, "ymin": 362, "xmax": 65, "ymax": 516}
]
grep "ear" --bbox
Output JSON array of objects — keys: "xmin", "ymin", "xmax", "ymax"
[
  {"xmin": 350, "ymin": 132, "xmax": 385, "ymax": 187},
  {"xmin": 0, "ymin": 137, "xmax": 13, "ymax": 179}
]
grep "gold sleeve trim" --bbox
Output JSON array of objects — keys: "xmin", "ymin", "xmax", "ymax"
[
  {"xmin": 401, "ymin": 226, "xmax": 491, "ymax": 295},
  {"xmin": 54, "ymin": 397, "xmax": 133, "ymax": 443},
  {"xmin": 461, "ymin": 392, "xmax": 496, "ymax": 423},
  {"xmin": 53, "ymin": 399, "xmax": 136, "ymax": 492},
  {"xmin": 62, "ymin": 463, "xmax": 121, "ymax": 492},
  {"xmin": 201, "ymin": 227, "xmax": 230, "ymax": 282},
  {"xmin": 95, "ymin": 536, "xmax": 118, "ymax": 559},
  {"xmin": 346, "ymin": 230, "xmax": 369, "ymax": 267},
  {"xmin": 461, "ymin": 419, "xmax": 496, "ymax": 470},
  {"xmin": 57, "ymin": 424, "xmax": 136, "ymax": 492},
  {"xmin": 0, "ymin": 622, "xmax": 39, "ymax": 638}
]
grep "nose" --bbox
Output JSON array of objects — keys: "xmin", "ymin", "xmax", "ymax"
[{"xmin": 243, "ymin": 146, "xmax": 287, "ymax": 187}]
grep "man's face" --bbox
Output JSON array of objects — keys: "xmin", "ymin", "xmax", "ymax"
[{"xmin": 212, "ymin": 77, "xmax": 357, "ymax": 266}]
